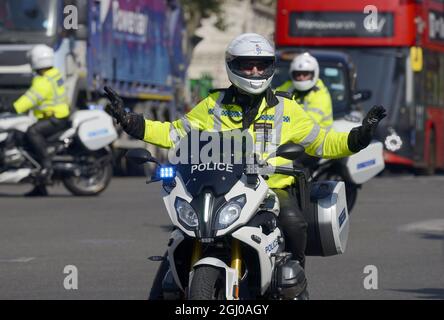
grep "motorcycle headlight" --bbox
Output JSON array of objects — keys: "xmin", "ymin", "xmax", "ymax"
[
  {"xmin": 175, "ymin": 198, "xmax": 198, "ymax": 228},
  {"xmin": 214, "ymin": 195, "xmax": 246, "ymax": 230}
]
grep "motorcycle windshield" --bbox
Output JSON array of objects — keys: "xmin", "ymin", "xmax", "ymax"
[{"xmin": 172, "ymin": 130, "xmax": 250, "ymax": 197}]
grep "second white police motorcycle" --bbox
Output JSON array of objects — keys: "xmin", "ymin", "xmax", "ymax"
[
  {"xmin": 0, "ymin": 109, "xmax": 117, "ymax": 195},
  {"xmin": 128, "ymin": 132, "xmax": 350, "ymax": 300}
]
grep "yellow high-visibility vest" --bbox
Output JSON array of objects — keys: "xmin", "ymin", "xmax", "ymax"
[
  {"xmin": 13, "ymin": 67, "xmax": 70, "ymax": 119},
  {"xmin": 276, "ymin": 79, "xmax": 333, "ymax": 129}
]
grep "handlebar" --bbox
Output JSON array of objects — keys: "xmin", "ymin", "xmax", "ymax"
[
  {"xmin": 245, "ymin": 164, "xmax": 309, "ymax": 180},
  {"xmin": 252, "ymin": 165, "xmax": 311, "ymax": 213},
  {"xmin": 273, "ymin": 166, "xmax": 309, "ymax": 180}
]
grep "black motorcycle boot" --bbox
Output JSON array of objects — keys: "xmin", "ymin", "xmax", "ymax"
[
  {"xmin": 26, "ymin": 159, "xmax": 52, "ymax": 197},
  {"xmin": 39, "ymin": 158, "xmax": 54, "ymax": 185},
  {"xmin": 24, "ymin": 184, "xmax": 48, "ymax": 197}
]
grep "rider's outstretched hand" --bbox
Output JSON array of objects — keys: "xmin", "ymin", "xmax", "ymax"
[
  {"xmin": 104, "ymin": 86, "xmax": 126, "ymax": 124},
  {"xmin": 362, "ymin": 105, "xmax": 387, "ymax": 136},
  {"xmin": 348, "ymin": 105, "xmax": 387, "ymax": 152},
  {"xmin": 103, "ymin": 86, "xmax": 145, "ymax": 140}
]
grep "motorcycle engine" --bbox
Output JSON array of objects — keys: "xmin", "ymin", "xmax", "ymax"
[{"xmin": 2, "ymin": 147, "xmax": 26, "ymax": 168}]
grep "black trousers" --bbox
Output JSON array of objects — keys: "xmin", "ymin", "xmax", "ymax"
[
  {"xmin": 26, "ymin": 118, "xmax": 68, "ymax": 168},
  {"xmin": 273, "ymin": 188, "xmax": 308, "ymax": 268}
]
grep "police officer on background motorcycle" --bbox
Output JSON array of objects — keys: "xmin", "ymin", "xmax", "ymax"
[
  {"xmin": 0, "ymin": 45, "xmax": 70, "ymax": 196},
  {"xmin": 276, "ymin": 52, "xmax": 333, "ymax": 129},
  {"xmin": 103, "ymin": 33, "xmax": 386, "ymax": 299},
  {"xmin": 277, "ymin": 53, "xmax": 335, "ymax": 169}
]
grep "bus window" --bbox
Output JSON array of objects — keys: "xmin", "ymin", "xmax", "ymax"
[{"xmin": 344, "ymin": 48, "xmax": 407, "ymax": 115}]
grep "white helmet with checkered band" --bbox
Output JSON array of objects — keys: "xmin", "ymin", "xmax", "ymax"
[
  {"xmin": 290, "ymin": 52, "xmax": 319, "ymax": 91},
  {"xmin": 225, "ymin": 33, "xmax": 275, "ymax": 95}
]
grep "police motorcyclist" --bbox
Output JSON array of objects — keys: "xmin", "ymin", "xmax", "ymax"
[
  {"xmin": 277, "ymin": 52, "xmax": 333, "ymax": 130},
  {"xmin": 103, "ymin": 33, "xmax": 386, "ymax": 299},
  {"xmin": 0, "ymin": 45, "xmax": 70, "ymax": 196}
]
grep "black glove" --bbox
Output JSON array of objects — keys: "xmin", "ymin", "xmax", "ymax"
[
  {"xmin": 103, "ymin": 86, "xmax": 145, "ymax": 140},
  {"xmin": 104, "ymin": 86, "xmax": 126, "ymax": 124},
  {"xmin": 348, "ymin": 105, "xmax": 387, "ymax": 152}
]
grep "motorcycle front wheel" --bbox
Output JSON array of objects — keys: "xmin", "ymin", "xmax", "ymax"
[
  {"xmin": 62, "ymin": 149, "xmax": 113, "ymax": 196},
  {"xmin": 189, "ymin": 266, "xmax": 226, "ymax": 300}
]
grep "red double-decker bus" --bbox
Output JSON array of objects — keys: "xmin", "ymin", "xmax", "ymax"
[{"xmin": 276, "ymin": 0, "xmax": 444, "ymax": 174}]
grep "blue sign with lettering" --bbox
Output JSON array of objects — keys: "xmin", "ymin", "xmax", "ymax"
[{"xmin": 357, "ymin": 159, "xmax": 376, "ymax": 170}]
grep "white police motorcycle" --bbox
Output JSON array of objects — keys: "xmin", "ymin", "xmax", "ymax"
[
  {"xmin": 0, "ymin": 110, "xmax": 117, "ymax": 195},
  {"xmin": 127, "ymin": 132, "xmax": 350, "ymax": 300}
]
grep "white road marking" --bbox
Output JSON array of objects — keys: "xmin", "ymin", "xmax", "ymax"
[
  {"xmin": 399, "ymin": 219, "xmax": 444, "ymax": 235},
  {"xmin": 0, "ymin": 257, "xmax": 35, "ymax": 263}
]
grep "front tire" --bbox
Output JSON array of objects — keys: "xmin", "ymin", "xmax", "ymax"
[{"xmin": 189, "ymin": 266, "xmax": 225, "ymax": 300}]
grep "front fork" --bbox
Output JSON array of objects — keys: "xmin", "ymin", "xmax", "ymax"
[
  {"xmin": 190, "ymin": 240, "xmax": 202, "ymax": 268},
  {"xmin": 231, "ymin": 238, "xmax": 242, "ymax": 299},
  {"xmin": 190, "ymin": 238, "xmax": 242, "ymax": 298}
]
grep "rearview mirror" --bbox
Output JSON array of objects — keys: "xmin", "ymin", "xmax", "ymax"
[
  {"xmin": 126, "ymin": 148, "xmax": 159, "ymax": 165},
  {"xmin": 352, "ymin": 90, "xmax": 372, "ymax": 103}
]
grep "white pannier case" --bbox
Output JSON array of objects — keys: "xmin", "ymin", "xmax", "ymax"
[
  {"xmin": 344, "ymin": 141, "xmax": 385, "ymax": 184},
  {"xmin": 305, "ymin": 181, "xmax": 350, "ymax": 256},
  {"xmin": 71, "ymin": 110, "xmax": 117, "ymax": 151}
]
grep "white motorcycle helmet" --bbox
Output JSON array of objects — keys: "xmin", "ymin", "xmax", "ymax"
[
  {"xmin": 290, "ymin": 52, "xmax": 319, "ymax": 91},
  {"xmin": 225, "ymin": 33, "xmax": 275, "ymax": 95},
  {"xmin": 28, "ymin": 44, "xmax": 54, "ymax": 71}
]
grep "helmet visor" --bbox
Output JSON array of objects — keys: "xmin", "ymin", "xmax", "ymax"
[
  {"xmin": 227, "ymin": 56, "xmax": 275, "ymax": 80},
  {"xmin": 291, "ymin": 70, "xmax": 314, "ymax": 81}
]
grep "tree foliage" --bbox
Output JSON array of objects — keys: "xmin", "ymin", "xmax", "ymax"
[{"xmin": 179, "ymin": 0, "xmax": 226, "ymax": 37}]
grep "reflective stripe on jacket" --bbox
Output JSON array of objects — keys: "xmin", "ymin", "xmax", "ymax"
[
  {"xmin": 143, "ymin": 88, "xmax": 351, "ymax": 189},
  {"xmin": 276, "ymin": 79, "xmax": 333, "ymax": 129},
  {"xmin": 13, "ymin": 67, "xmax": 70, "ymax": 119}
]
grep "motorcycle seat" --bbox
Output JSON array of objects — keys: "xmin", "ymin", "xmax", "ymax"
[
  {"xmin": 46, "ymin": 119, "xmax": 71, "ymax": 143},
  {"xmin": 47, "ymin": 130, "xmax": 66, "ymax": 143}
]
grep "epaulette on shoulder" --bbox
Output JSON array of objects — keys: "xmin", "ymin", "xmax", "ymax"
[
  {"xmin": 274, "ymin": 91, "xmax": 293, "ymax": 99},
  {"xmin": 208, "ymin": 88, "xmax": 227, "ymax": 94}
]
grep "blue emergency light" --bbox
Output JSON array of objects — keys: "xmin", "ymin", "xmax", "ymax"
[{"xmin": 159, "ymin": 166, "xmax": 175, "ymax": 179}]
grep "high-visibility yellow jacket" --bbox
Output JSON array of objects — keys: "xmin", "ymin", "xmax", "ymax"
[
  {"xmin": 143, "ymin": 87, "xmax": 352, "ymax": 189},
  {"xmin": 13, "ymin": 67, "xmax": 70, "ymax": 119},
  {"xmin": 276, "ymin": 79, "xmax": 333, "ymax": 129}
]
